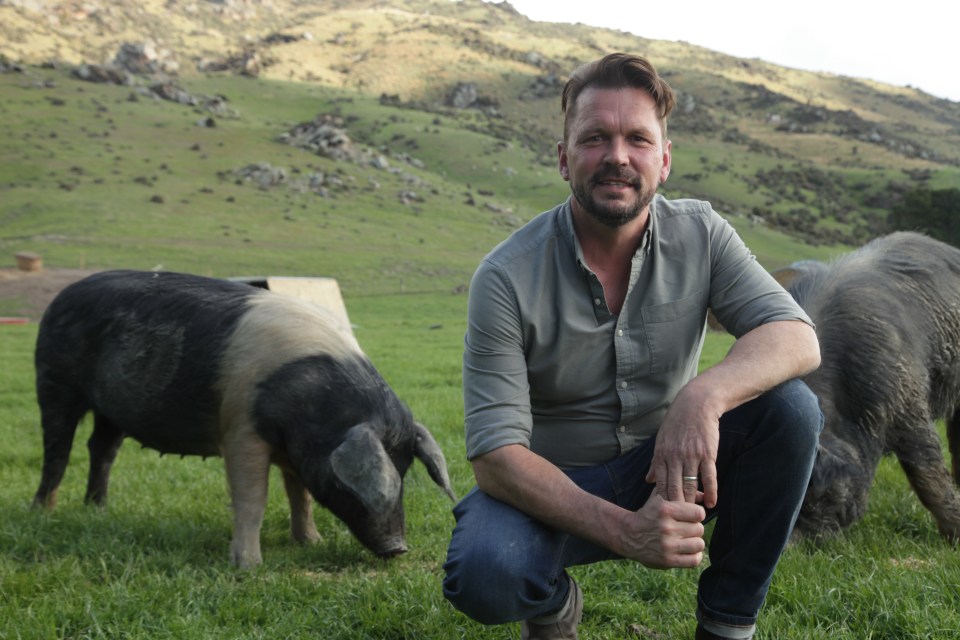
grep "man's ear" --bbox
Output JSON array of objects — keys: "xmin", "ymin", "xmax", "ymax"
[
  {"xmin": 558, "ymin": 140, "xmax": 570, "ymax": 181},
  {"xmin": 659, "ymin": 139, "xmax": 672, "ymax": 184}
]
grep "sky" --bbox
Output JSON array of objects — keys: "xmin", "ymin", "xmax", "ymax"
[{"xmin": 492, "ymin": 0, "xmax": 959, "ymax": 103}]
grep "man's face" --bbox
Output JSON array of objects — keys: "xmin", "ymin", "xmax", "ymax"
[{"xmin": 558, "ymin": 86, "xmax": 672, "ymax": 228}]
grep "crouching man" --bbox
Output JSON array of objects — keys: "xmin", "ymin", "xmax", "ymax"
[{"xmin": 442, "ymin": 53, "xmax": 823, "ymax": 640}]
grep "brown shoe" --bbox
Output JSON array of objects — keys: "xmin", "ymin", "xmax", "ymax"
[{"xmin": 520, "ymin": 577, "xmax": 583, "ymax": 640}]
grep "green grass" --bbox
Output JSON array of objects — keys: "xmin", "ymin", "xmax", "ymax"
[{"xmin": 3, "ymin": 308, "xmax": 959, "ymax": 639}]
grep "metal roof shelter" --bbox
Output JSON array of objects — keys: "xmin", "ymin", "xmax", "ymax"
[{"xmin": 230, "ymin": 276, "xmax": 352, "ymax": 335}]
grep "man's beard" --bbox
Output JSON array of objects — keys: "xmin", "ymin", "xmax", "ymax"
[{"xmin": 571, "ymin": 167, "xmax": 658, "ymax": 229}]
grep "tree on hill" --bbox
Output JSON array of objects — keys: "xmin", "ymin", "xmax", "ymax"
[{"xmin": 889, "ymin": 187, "xmax": 960, "ymax": 247}]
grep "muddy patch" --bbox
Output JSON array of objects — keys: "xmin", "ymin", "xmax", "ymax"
[{"xmin": 0, "ymin": 268, "xmax": 97, "ymax": 321}]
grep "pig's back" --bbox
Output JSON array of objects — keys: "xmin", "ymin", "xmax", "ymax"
[{"xmin": 35, "ymin": 270, "xmax": 257, "ymax": 455}]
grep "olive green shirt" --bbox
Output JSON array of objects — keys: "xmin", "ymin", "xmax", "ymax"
[{"xmin": 462, "ymin": 195, "xmax": 813, "ymax": 468}]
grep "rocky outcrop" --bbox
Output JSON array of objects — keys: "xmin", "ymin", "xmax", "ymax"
[
  {"xmin": 113, "ymin": 41, "xmax": 178, "ymax": 76},
  {"xmin": 279, "ymin": 114, "xmax": 357, "ymax": 162},
  {"xmin": 446, "ymin": 82, "xmax": 499, "ymax": 112}
]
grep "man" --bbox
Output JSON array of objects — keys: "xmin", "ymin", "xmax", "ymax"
[{"xmin": 442, "ymin": 53, "xmax": 822, "ymax": 640}]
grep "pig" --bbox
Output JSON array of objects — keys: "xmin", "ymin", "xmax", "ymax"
[
  {"xmin": 778, "ymin": 232, "xmax": 960, "ymax": 540},
  {"xmin": 31, "ymin": 269, "xmax": 456, "ymax": 567}
]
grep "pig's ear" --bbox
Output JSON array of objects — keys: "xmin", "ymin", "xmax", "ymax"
[
  {"xmin": 414, "ymin": 422, "xmax": 456, "ymax": 501},
  {"xmin": 330, "ymin": 423, "xmax": 402, "ymax": 513}
]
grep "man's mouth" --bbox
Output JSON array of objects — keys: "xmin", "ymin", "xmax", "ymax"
[
  {"xmin": 592, "ymin": 170, "xmax": 640, "ymax": 190},
  {"xmin": 594, "ymin": 177, "xmax": 638, "ymax": 191}
]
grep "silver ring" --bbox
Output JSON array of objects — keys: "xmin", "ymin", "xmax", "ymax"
[{"xmin": 682, "ymin": 476, "xmax": 698, "ymax": 482}]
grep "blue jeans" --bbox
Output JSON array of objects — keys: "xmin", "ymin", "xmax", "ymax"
[{"xmin": 442, "ymin": 379, "xmax": 822, "ymax": 631}]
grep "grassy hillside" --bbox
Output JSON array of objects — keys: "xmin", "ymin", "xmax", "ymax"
[
  {"xmin": 0, "ymin": 61, "xmax": 846, "ymax": 301},
  {"xmin": 2, "ymin": 0, "xmax": 960, "ymax": 277},
  {"xmin": 0, "ymin": 67, "xmax": 505, "ymax": 295}
]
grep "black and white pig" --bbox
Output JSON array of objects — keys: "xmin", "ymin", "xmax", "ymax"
[
  {"xmin": 32, "ymin": 269, "xmax": 456, "ymax": 567},
  {"xmin": 778, "ymin": 232, "xmax": 960, "ymax": 540}
]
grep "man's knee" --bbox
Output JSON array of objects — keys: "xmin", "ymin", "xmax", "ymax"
[
  {"xmin": 443, "ymin": 535, "xmax": 540, "ymax": 625},
  {"xmin": 443, "ymin": 490, "xmax": 568, "ymax": 625},
  {"xmin": 767, "ymin": 378, "xmax": 823, "ymax": 447},
  {"xmin": 725, "ymin": 378, "xmax": 822, "ymax": 466}
]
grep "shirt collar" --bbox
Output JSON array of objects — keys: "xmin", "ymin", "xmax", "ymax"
[{"xmin": 561, "ymin": 196, "xmax": 656, "ymax": 273}]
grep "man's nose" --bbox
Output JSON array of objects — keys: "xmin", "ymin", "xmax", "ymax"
[{"xmin": 604, "ymin": 137, "xmax": 629, "ymax": 165}]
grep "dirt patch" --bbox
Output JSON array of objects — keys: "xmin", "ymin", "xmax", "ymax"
[{"xmin": 0, "ymin": 268, "xmax": 97, "ymax": 321}]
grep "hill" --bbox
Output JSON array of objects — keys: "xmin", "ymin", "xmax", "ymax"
[{"xmin": 2, "ymin": 0, "xmax": 959, "ymax": 303}]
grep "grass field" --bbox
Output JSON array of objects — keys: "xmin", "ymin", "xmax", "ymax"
[{"xmin": 2, "ymin": 298, "xmax": 958, "ymax": 639}]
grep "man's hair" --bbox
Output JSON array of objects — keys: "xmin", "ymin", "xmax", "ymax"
[{"xmin": 561, "ymin": 53, "xmax": 676, "ymax": 141}]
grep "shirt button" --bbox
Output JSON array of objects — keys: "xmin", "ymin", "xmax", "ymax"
[
  {"xmin": 619, "ymin": 425, "xmax": 626, "ymax": 433},
  {"xmin": 594, "ymin": 298, "xmax": 602, "ymax": 306},
  {"xmin": 619, "ymin": 381, "xmax": 628, "ymax": 389},
  {"xmin": 617, "ymin": 329, "xmax": 624, "ymax": 337}
]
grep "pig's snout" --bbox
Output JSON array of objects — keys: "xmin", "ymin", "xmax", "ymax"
[{"xmin": 374, "ymin": 537, "xmax": 408, "ymax": 558}]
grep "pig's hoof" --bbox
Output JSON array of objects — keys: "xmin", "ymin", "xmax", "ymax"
[
  {"xmin": 293, "ymin": 531, "xmax": 321, "ymax": 545},
  {"xmin": 230, "ymin": 546, "xmax": 263, "ymax": 569}
]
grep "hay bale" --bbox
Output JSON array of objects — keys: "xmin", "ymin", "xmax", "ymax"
[{"xmin": 15, "ymin": 252, "xmax": 42, "ymax": 272}]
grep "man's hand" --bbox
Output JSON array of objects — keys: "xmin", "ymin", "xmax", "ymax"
[
  {"xmin": 644, "ymin": 385, "xmax": 721, "ymax": 508},
  {"xmin": 614, "ymin": 493, "xmax": 706, "ymax": 568}
]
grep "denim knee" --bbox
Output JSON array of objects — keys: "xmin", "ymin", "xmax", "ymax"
[
  {"xmin": 761, "ymin": 378, "xmax": 823, "ymax": 453},
  {"xmin": 443, "ymin": 537, "xmax": 512, "ymax": 624},
  {"xmin": 442, "ymin": 490, "xmax": 569, "ymax": 625}
]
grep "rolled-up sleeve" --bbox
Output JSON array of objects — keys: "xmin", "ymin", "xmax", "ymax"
[
  {"xmin": 462, "ymin": 261, "xmax": 533, "ymax": 460},
  {"xmin": 706, "ymin": 211, "xmax": 813, "ymax": 337}
]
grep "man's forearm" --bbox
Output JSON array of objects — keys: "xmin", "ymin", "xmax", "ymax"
[
  {"xmin": 472, "ymin": 444, "xmax": 625, "ymax": 549},
  {"xmin": 694, "ymin": 319, "xmax": 820, "ymax": 415},
  {"xmin": 645, "ymin": 319, "xmax": 820, "ymax": 505},
  {"xmin": 471, "ymin": 444, "xmax": 707, "ymax": 568}
]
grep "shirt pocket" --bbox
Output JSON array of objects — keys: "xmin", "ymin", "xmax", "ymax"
[{"xmin": 640, "ymin": 291, "xmax": 706, "ymax": 374}]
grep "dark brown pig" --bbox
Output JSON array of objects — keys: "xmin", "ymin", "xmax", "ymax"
[{"xmin": 779, "ymin": 232, "xmax": 960, "ymax": 541}]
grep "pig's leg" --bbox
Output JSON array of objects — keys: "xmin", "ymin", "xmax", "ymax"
[
  {"xmin": 894, "ymin": 420, "xmax": 960, "ymax": 541},
  {"xmin": 32, "ymin": 387, "xmax": 87, "ymax": 509},
  {"xmin": 281, "ymin": 469, "xmax": 320, "ymax": 545},
  {"xmin": 84, "ymin": 412, "xmax": 124, "ymax": 506},
  {"xmin": 947, "ymin": 408, "xmax": 960, "ymax": 486},
  {"xmin": 222, "ymin": 427, "xmax": 272, "ymax": 568}
]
